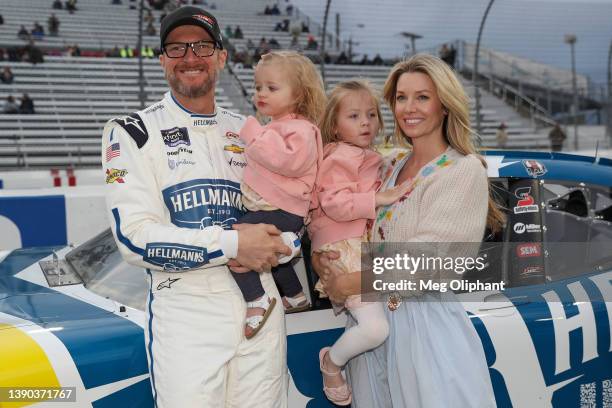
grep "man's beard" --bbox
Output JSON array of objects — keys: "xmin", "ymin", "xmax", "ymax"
[{"xmin": 165, "ymin": 64, "xmax": 217, "ymax": 99}]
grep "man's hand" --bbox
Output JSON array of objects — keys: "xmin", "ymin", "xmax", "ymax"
[{"xmin": 232, "ymin": 223, "xmax": 292, "ymax": 273}]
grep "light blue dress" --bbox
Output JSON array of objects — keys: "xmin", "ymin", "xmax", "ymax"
[{"xmin": 345, "ymin": 152, "xmax": 497, "ymax": 408}]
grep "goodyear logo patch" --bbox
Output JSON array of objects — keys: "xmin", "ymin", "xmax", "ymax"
[
  {"xmin": 161, "ymin": 127, "xmax": 190, "ymax": 148},
  {"xmin": 162, "ymin": 179, "xmax": 244, "ymax": 230},
  {"xmin": 144, "ymin": 243, "xmax": 208, "ymax": 271},
  {"xmin": 106, "ymin": 168, "xmax": 127, "ymax": 184}
]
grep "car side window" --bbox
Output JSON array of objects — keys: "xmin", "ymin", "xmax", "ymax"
[
  {"xmin": 542, "ymin": 181, "xmax": 612, "ymax": 282},
  {"xmin": 585, "ymin": 184, "xmax": 612, "ymax": 271}
]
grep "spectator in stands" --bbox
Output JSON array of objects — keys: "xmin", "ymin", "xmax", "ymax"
[
  {"xmin": 146, "ymin": 21, "xmax": 157, "ymax": 36},
  {"xmin": 112, "ymin": 0, "xmax": 122, "ymax": 4},
  {"xmin": 336, "ymin": 51, "xmax": 348, "ymax": 65},
  {"xmin": 224, "ymin": 25, "xmax": 233, "ymax": 39},
  {"xmin": 209, "ymin": 2, "xmax": 217, "ymax": 9},
  {"xmin": 246, "ymin": 38, "xmax": 255, "ymax": 50},
  {"xmin": 108, "ymin": 46, "xmax": 121, "ymax": 57},
  {"xmin": 289, "ymin": 19, "xmax": 301, "ymax": 44},
  {"xmin": 7, "ymin": 47, "xmax": 18, "ymax": 62},
  {"xmin": 3, "ymin": 96, "xmax": 19, "ymax": 114},
  {"xmin": 144, "ymin": 9, "xmax": 155, "ymax": 25},
  {"xmin": 496, "ymin": 122, "xmax": 508, "ymax": 148},
  {"xmin": 0, "ymin": 49, "xmax": 6, "ymax": 62},
  {"xmin": 1, "ymin": 67, "xmax": 14, "ymax": 84},
  {"xmin": 274, "ymin": 21, "xmax": 283, "ymax": 32},
  {"xmin": 286, "ymin": 3, "xmax": 293, "ymax": 16},
  {"xmin": 234, "ymin": 25, "xmax": 243, "ymax": 39},
  {"xmin": 52, "ymin": 0, "xmax": 63, "ymax": 9},
  {"xmin": 66, "ymin": 44, "xmax": 81, "ymax": 57},
  {"xmin": 447, "ymin": 45, "xmax": 457, "ymax": 68},
  {"xmin": 141, "ymin": 45, "xmax": 155, "ymax": 58},
  {"xmin": 548, "ymin": 123, "xmax": 566, "ymax": 151},
  {"xmin": 31, "ymin": 22, "xmax": 45, "ymax": 40},
  {"xmin": 24, "ymin": 41, "xmax": 44, "ymax": 64},
  {"xmin": 439, "ymin": 44, "xmax": 450, "ymax": 64},
  {"xmin": 48, "ymin": 14, "xmax": 60, "ymax": 36},
  {"xmin": 270, "ymin": 4, "xmax": 280, "ymax": 15},
  {"xmin": 359, "ymin": 54, "xmax": 370, "ymax": 65},
  {"xmin": 266, "ymin": 37, "xmax": 279, "ymax": 49},
  {"xmin": 19, "ymin": 93, "xmax": 35, "ymax": 114},
  {"xmin": 372, "ymin": 54, "xmax": 383, "ymax": 65},
  {"xmin": 65, "ymin": 0, "xmax": 77, "ymax": 14},
  {"xmin": 17, "ymin": 25, "xmax": 30, "ymax": 41},
  {"xmin": 440, "ymin": 43, "xmax": 457, "ymax": 69},
  {"xmin": 263, "ymin": 5, "xmax": 271, "ymax": 15},
  {"xmin": 0, "ymin": 14, "xmax": 4, "ymax": 25},
  {"xmin": 301, "ymin": 21, "xmax": 309, "ymax": 33},
  {"xmin": 306, "ymin": 35, "xmax": 318, "ymax": 50},
  {"xmin": 257, "ymin": 37, "xmax": 269, "ymax": 53},
  {"xmin": 120, "ymin": 45, "xmax": 134, "ymax": 58}
]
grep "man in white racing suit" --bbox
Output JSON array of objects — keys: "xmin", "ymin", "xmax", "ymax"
[{"xmin": 102, "ymin": 6, "xmax": 290, "ymax": 407}]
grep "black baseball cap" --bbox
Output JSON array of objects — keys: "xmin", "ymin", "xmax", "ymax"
[{"xmin": 160, "ymin": 6, "xmax": 223, "ymax": 50}]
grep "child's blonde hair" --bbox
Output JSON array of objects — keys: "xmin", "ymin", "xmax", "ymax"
[
  {"xmin": 256, "ymin": 51, "xmax": 326, "ymax": 124},
  {"xmin": 319, "ymin": 79, "xmax": 384, "ymax": 146}
]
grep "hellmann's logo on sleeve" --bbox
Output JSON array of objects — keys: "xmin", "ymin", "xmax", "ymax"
[{"xmin": 144, "ymin": 243, "xmax": 209, "ymax": 271}]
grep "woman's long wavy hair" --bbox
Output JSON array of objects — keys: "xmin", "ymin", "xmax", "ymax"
[
  {"xmin": 319, "ymin": 79, "xmax": 384, "ymax": 146},
  {"xmin": 256, "ymin": 51, "xmax": 326, "ymax": 124},
  {"xmin": 383, "ymin": 54, "xmax": 505, "ymax": 232}
]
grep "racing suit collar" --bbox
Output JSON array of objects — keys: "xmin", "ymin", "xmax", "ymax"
[{"xmin": 166, "ymin": 92, "xmax": 220, "ymax": 127}]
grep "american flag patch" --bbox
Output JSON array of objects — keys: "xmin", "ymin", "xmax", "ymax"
[{"xmin": 106, "ymin": 143, "xmax": 120, "ymax": 162}]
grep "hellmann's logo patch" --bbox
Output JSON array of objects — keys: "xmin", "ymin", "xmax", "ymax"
[
  {"xmin": 106, "ymin": 168, "xmax": 128, "ymax": 184},
  {"xmin": 144, "ymin": 243, "xmax": 209, "ymax": 271}
]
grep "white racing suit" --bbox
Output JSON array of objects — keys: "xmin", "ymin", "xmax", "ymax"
[{"xmin": 103, "ymin": 92, "xmax": 288, "ymax": 408}]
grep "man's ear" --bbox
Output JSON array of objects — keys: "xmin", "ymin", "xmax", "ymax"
[{"xmin": 218, "ymin": 49, "xmax": 228, "ymax": 69}]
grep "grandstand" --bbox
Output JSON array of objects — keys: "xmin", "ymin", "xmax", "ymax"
[{"xmin": 0, "ymin": 0, "xmax": 554, "ymax": 169}]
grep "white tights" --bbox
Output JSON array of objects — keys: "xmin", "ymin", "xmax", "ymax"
[{"xmin": 328, "ymin": 302, "xmax": 389, "ymax": 367}]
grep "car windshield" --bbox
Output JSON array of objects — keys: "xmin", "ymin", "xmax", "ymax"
[{"xmin": 65, "ymin": 229, "xmax": 148, "ymax": 310}]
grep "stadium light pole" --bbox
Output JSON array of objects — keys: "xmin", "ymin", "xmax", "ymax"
[
  {"xmin": 564, "ymin": 34, "xmax": 579, "ymax": 150},
  {"xmin": 473, "ymin": 0, "xmax": 495, "ymax": 135},
  {"xmin": 319, "ymin": 0, "xmax": 332, "ymax": 89},
  {"xmin": 137, "ymin": 0, "xmax": 146, "ymax": 110}
]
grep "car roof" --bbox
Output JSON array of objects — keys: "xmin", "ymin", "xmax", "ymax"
[{"xmin": 483, "ymin": 150, "xmax": 612, "ymax": 187}]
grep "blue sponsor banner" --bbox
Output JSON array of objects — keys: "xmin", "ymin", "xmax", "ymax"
[
  {"xmin": 0, "ymin": 195, "xmax": 67, "ymax": 247},
  {"xmin": 162, "ymin": 178, "xmax": 245, "ymax": 230}
]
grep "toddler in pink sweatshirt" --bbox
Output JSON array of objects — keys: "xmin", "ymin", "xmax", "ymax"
[
  {"xmin": 231, "ymin": 51, "xmax": 326, "ymax": 339},
  {"xmin": 308, "ymin": 80, "xmax": 411, "ymax": 406}
]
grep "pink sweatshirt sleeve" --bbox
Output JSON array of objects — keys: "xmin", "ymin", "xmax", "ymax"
[
  {"xmin": 240, "ymin": 116, "xmax": 318, "ymax": 177},
  {"xmin": 318, "ymin": 145, "xmax": 376, "ymax": 222}
]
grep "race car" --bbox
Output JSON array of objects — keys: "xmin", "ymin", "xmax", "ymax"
[{"xmin": 0, "ymin": 150, "xmax": 611, "ymax": 407}]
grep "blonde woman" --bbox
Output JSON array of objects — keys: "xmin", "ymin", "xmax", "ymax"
[{"xmin": 314, "ymin": 54, "xmax": 503, "ymax": 407}]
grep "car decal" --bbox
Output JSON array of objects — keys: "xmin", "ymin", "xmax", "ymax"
[{"xmin": 0, "ymin": 249, "xmax": 153, "ymax": 407}]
